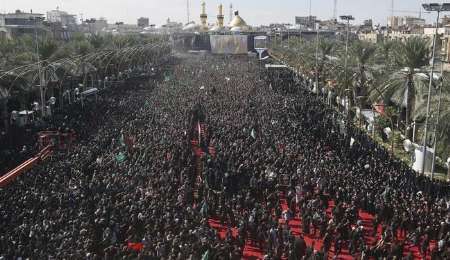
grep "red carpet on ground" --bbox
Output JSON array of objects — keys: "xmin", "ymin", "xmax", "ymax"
[{"xmin": 208, "ymin": 192, "xmax": 436, "ymax": 260}]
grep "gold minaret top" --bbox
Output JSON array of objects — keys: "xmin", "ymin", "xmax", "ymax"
[
  {"xmin": 217, "ymin": 4, "xmax": 224, "ymax": 29},
  {"xmin": 200, "ymin": 1, "xmax": 208, "ymax": 31}
]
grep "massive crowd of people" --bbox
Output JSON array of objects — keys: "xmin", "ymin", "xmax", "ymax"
[{"xmin": 0, "ymin": 54, "xmax": 449, "ymax": 260}]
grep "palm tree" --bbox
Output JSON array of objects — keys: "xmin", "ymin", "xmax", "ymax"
[
  {"xmin": 0, "ymin": 38, "xmax": 34, "ymax": 132},
  {"xmin": 317, "ymin": 39, "xmax": 335, "ymax": 86},
  {"xmin": 435, "ymin": 105, "xmax": 450, "ymax": 160},
  {"xmin": 89, "ymin": 34, "xmax": 105, "ymax": 50},
  {"xmin": 375, "ymin": 40, "xmax": 396, "ymax": 72},
  {"xmin": 350, "ymin": 40, "xmax": 376, "ymax": 108},
  {"xmin": 373, "ymin": 37, "xmax": 430, "ymax": 136},
  {"xmin": 0, "ymin": 74, "xmax": 27, "ymax": 133},
  {"xmin": 413, "ymin": 81, "xmax": 450, "ymax": 158}
]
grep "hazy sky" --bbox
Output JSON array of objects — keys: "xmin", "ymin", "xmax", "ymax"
[{"xmin": 0, "ymin": 0, "xmax": 443, "ymax": 26}]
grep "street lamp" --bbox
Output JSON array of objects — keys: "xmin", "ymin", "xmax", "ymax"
[
  {"xmin": 420, "ymin": 3, "xmax": 450, "ymax": 176},
  {"xmin": 339, "ymin": 15, "xmax": 354, "ymax": 119},
  {"xmin": 315, "ymin": 20, "xmax": 321, "ymax": 99},
  {"xmin": 29, "ymin": 16, "xmax": 46, "ymax": 117},
  {"xmin": 430, "ymin": 62, "xmax": 444, "ymax": 179},
  {"xmin": 447, "ymin": 157, "xmax": 450, "ymax": 181}
]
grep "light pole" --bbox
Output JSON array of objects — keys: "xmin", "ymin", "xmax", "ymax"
[
  {"xmin": 30, "ymin": 16, "xmax": 46, "ymax": 117},
  {"xmin": 430, "ymin": 60, "xmax": 444, "ymax": 179},
  {"xmin": 315, "ymin": 20, "xmax": 321, "ymax": 98},
  {"xmin": 447, "ymin": 158, "xmax": 450, "ymax": 181},
  {"xmin": 421, "ymin": 3, "xmax": 450, "ymax": 176},
  {"xmin": 340, "ymin": 15, "xmax": 355, "ymax": 119}
]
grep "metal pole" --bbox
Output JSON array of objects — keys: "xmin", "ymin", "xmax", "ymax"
[
  {"xmin": 34, "ymin": 18, "xmax": 45, "ymax": 118},
  {"xmin": 309, "ymin": 0, "xmax": 312, "ymax": 18},
  {"xmin": 288, "ymin": 28, "xmax": 290, "ymax": 48},
  {"xmin": 430, "ymin": 61, "xmax": 444, "ymax": 179},
  {"xmin": 315, "ymin": 23, "xmax": 320, "ymax": 96},
  {"xmin": 421, "ymin": 10, "xmax": 440, "ymax": 175},
  {"xmin": 344, "ymin": 19, "xmax": 350, "ymax": 118}
]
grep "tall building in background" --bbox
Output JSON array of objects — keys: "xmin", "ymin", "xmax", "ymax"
[
  {"xmin": 442, "ymin": 15, "xmax": 450, "ymax": 26},
  {"xmin": 295, "ymin": 16, "xmax": 316, "ymax": 29},
  {"xmin": 0, "ymin": 10, "xmax": 46, "ymax": 39},
  {"xmin": 200, "ymin": 1, "xmax": 208, "ymax": 31},
  {"xmin": 388, "ymin": 16, "xmax": 425, "ymax": 31},
  {"xmin": 387, "ymin": 16, "xmax": 401, "ymax": 30},
  {"xmin": 47, "ymin": 8, "xmax": 77, "ymax": 29},
  {"xmin": 403, "ymin": 16, "xmax": 425, "ymax": 27},
  {"xmin": 46, "ymin": 8, "xmax": 78, "ymax": 40},
  {"xmin": 81, "ymin": 18, "xmax": 108, "ymax": 35},
  {"xmin": 137, "ymin": 17, "xmax": 150, "ymax": 28}
]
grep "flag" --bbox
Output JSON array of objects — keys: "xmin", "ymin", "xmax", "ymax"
[
  {"xmin": 250, "ymin": 128, "xmax": 256, "ymax": 139},
  {"xmin": 127, "ymin": 242, "xmax": 144, "ymax": 251},
  {"xmin": 124, "ymin": 136, "xmax": 136, "ymax": 150},
  {"xmin": 164, "ymin": 72, "xmax": 172, "ymax": 82},
  {"xmin": 198, "ymin": 123, "xmax": 202, "ymax": 145},
  {"xmin": 277, "ymin": 143, "xmax": 285, "ymax": 153},
  {"xmin": 120, "ymin": 134, "xmax": 125, "ymax": 147},
  {"xmin": 116, "ymin": 152, "xmax": 126, "ymax": 163},
  {"xmin": 201, "ymin": 250, "xmax": 210, "ymax": 260}
]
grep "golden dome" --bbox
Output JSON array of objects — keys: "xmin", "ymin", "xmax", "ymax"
[{"xmin": 229, "ymin": 11, "xmax": 248, "ymax": 28}]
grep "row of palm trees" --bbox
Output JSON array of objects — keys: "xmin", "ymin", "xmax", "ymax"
[
  {"xmin": 271, "ymin": 35, "xmax": 450, "ymax": 162},
  {"xmin": 0, "ymin": 33, "xmax": 171, "ymax": 133}
]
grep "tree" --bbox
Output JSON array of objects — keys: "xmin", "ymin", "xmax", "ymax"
[
  {"xmin": 350, "ymin": 40, "xmax": 376, "ymax": 107},
  {"xmin": 317, "ymin": 39, "xmax": 335, "ymax": 87},
  {"xmin": 0, "ymin": 74, "xmax": 27, "ymax": 133},
  {"xmin": 374, "ymin": 37, "xmax": 430, "ymax": 136},
  {"xmin": 413, "ymin": 79, "xmax": 450, "ymax": 158},
  {"xmin": 89, "ymin": 34, "xmax": 105, "ymax": 50}
]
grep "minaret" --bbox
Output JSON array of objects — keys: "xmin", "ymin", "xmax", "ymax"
[
  {"xmin": 187, "ymin": 0, "xmax": 190, "ymax": 24},
  {"xmin": 200, "ymin": 1, "xmax": 208, "ymax": 31},
  {"xmin": 229, "ymin": 3, "xmax": 233, "ymax": 23},
  {"xmin": 217, "ymin": 4, "xmax": 224, "ymax": 29}
]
